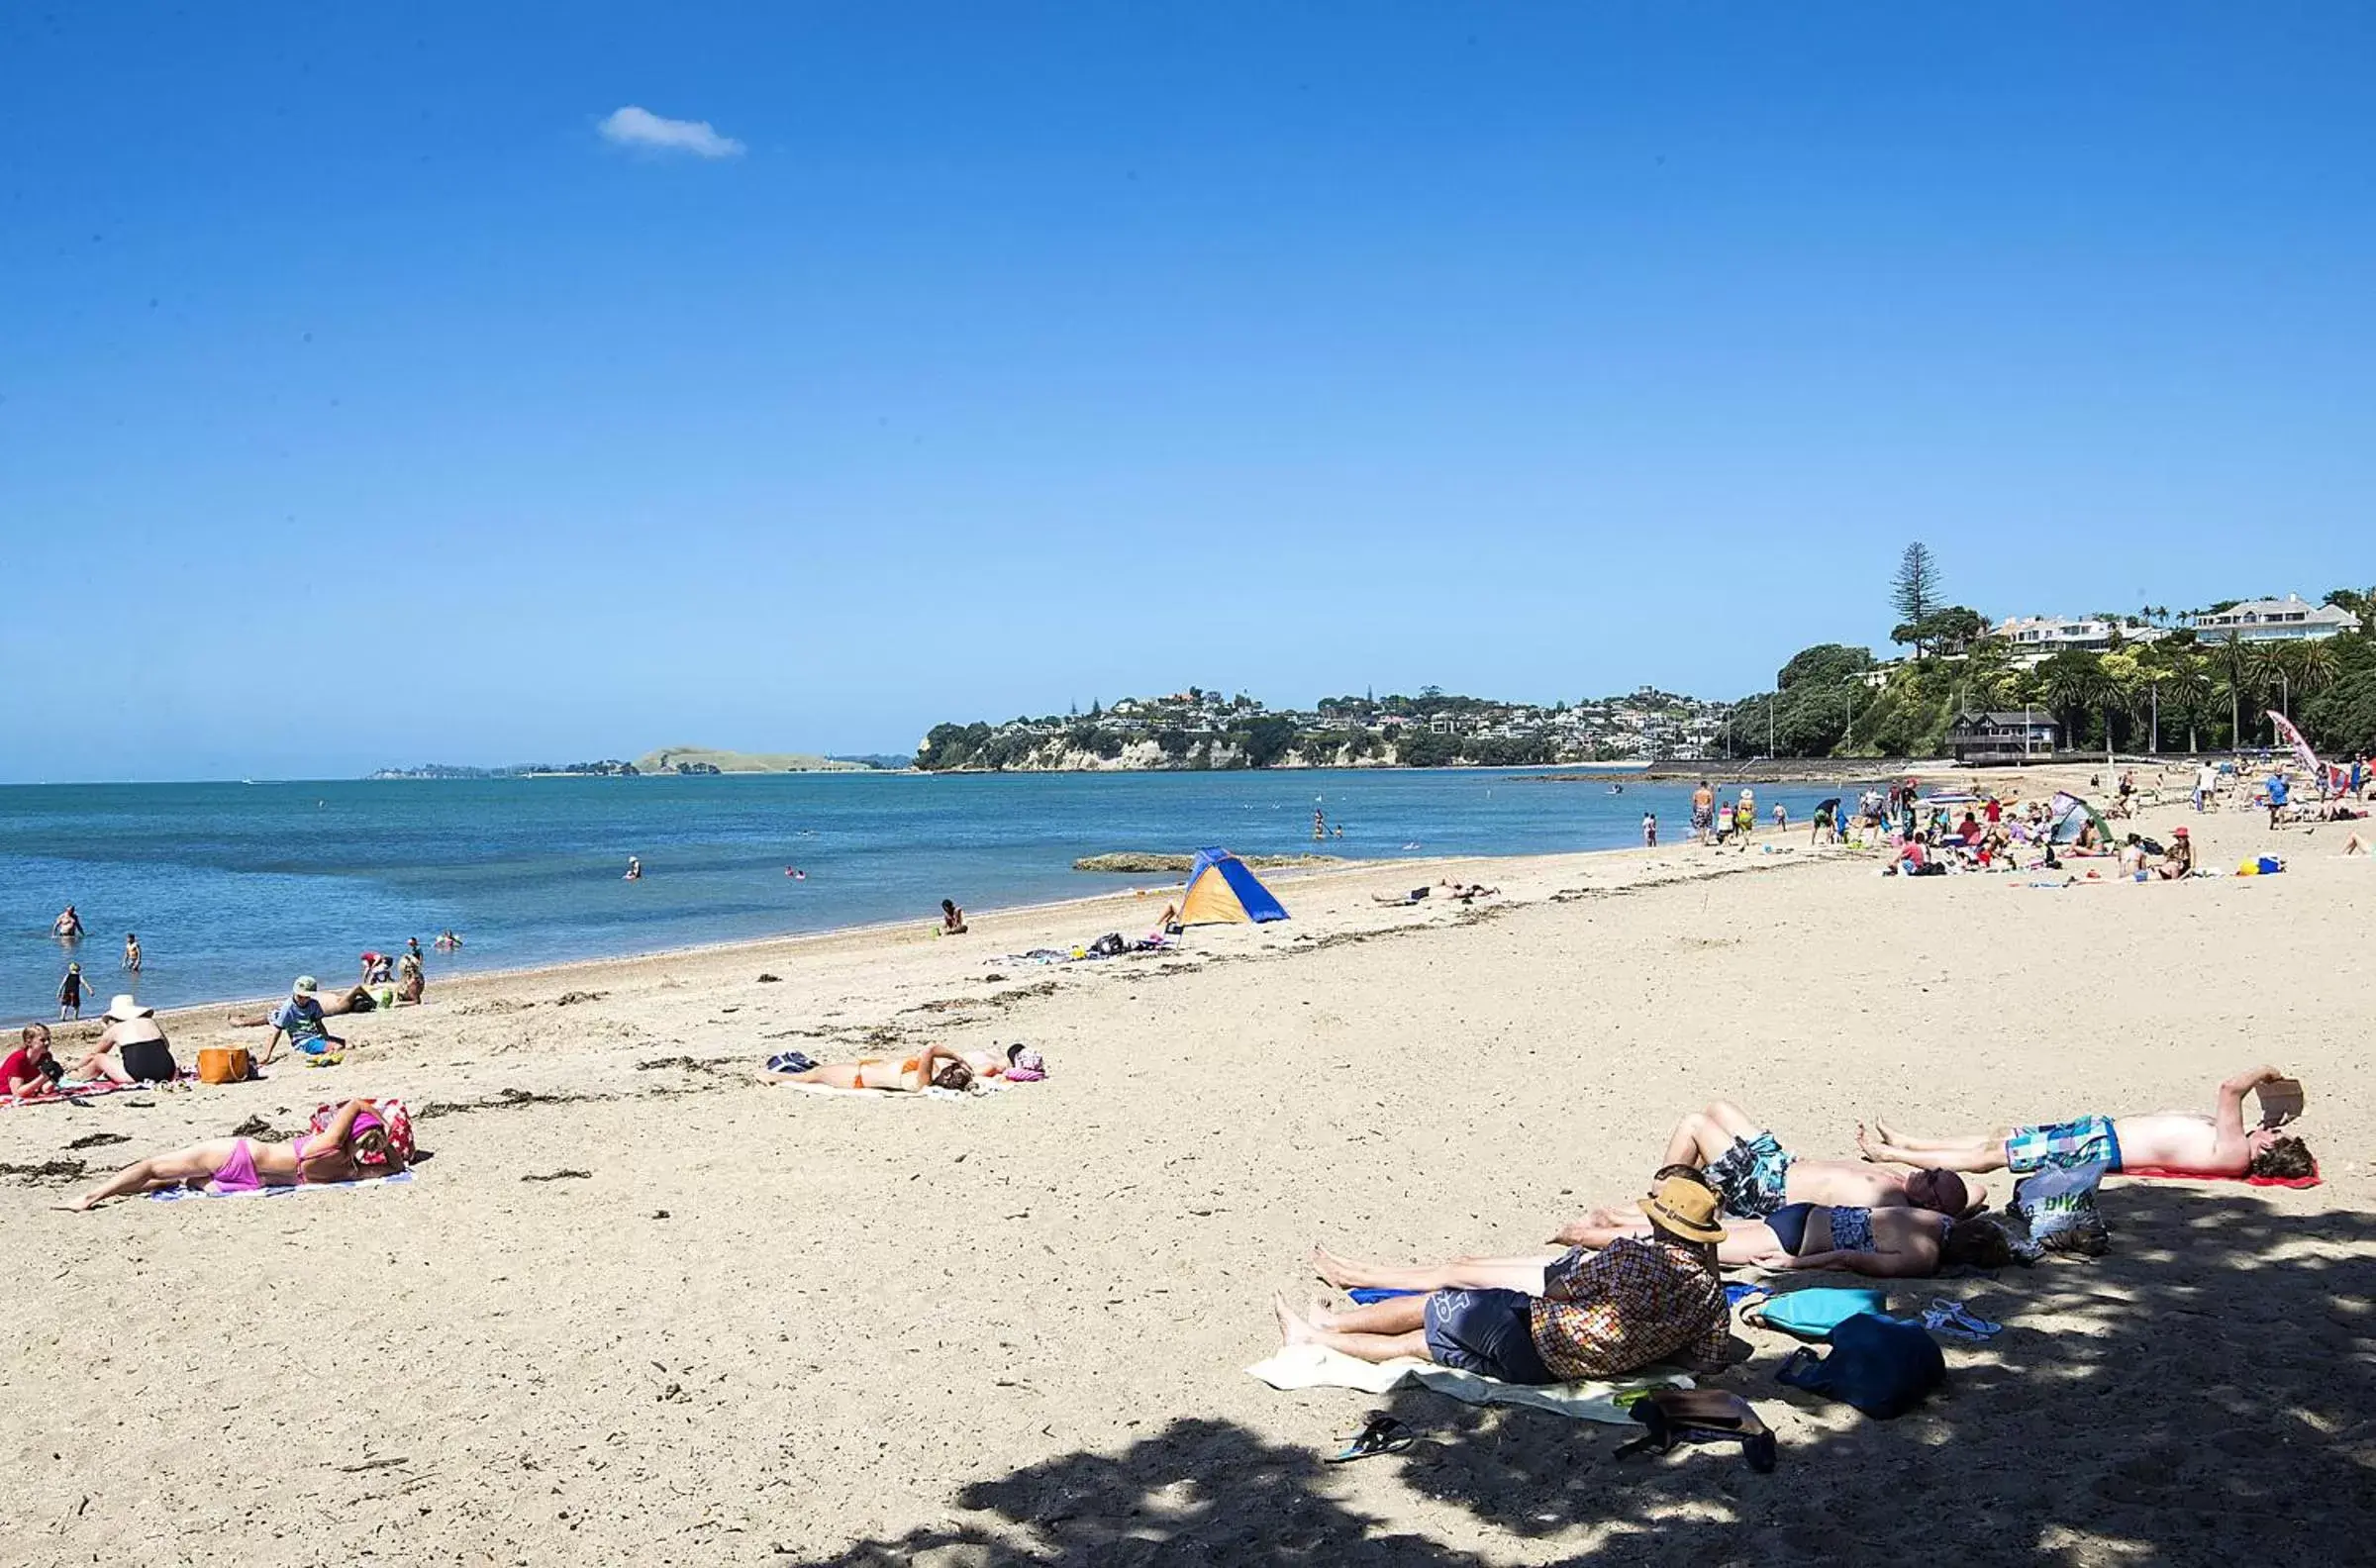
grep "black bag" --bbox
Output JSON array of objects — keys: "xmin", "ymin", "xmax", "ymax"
[
  {"xmin": 1774, "ymin": 1313, "xmax": 1943, "ymax": 1419},
  {"xmin": 1615, "ymin": 1390, "xmax": 1777, "ymax": 1472}
]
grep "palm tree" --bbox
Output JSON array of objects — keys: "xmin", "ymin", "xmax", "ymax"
[
  {"xmin": 2036, "ymin": 653, "xmax": 2105, "ymax": 752},
  {"xmin": 2162, "ymin": 661, "xmax": 2213, "ymax": 753},
  {"xmin": 2295, "ymin": 638, "xmax": 2341, "ymax": 698},
  {"xmin": 2212, "ymin": 633, "xmax": 2256, "ymax": 748}
]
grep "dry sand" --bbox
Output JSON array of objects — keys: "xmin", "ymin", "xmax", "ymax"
[{"xmin": 3, "ymin": 762, "xmax": 2372, "ymax": 1566}]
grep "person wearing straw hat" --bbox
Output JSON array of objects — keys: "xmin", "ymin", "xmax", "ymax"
[
  {"xmin": 1277, "ymin": 1169, "xmax": 1734, "ymax": 1384},
  {"xmin": 85, "ymin": 995, "xmax": 179, "ymax": 1085}
]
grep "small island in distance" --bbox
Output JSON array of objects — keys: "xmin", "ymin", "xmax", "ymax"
[{"xmin": 368, "ymin": 746, "xmax": 893, "ymax": 780}]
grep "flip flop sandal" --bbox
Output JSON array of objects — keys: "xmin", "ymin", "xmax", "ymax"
[
  {"xmin": 1328, "ymin": 1413, "xmax": 1415, "ymax": 1463},
  {"xmin": 1921, "ymin": 1300, "xmax": 2003, "ymax": 1340}
]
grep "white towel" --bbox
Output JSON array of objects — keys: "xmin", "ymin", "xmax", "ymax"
[{"xmin": 1245, "ymin": 1342, "xmax": 1690, "ymax": 1423}]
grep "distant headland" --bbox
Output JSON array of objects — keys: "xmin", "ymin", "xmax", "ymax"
[{"xmin": 367, "ymin": 746, "xmax": 891, "ymax": 780}]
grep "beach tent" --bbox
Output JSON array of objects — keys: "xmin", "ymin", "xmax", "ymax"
[
  {"xmin": 1176, "ymin": 847, "xmax": 1290, "ymax": 926},
  {"xmin": 2046, "ymin": 791, "xmax": 2115, "ymax": 845}
]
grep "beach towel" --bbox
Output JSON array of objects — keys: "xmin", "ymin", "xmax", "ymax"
[
  {"xmin": 1245, "ymin": 1342, "xmax": 1690, "ymax": 1423},
  {"xmin": 776, "ymin": 1081, "xmax": 982, "ymax": 1102},
  {"xmin": 2121, "ymin": 1163, "xmax": 2323, "ymax": 1190},
  {"xmin": 0, "ymin": 1074, "xmax": 190, "ymax": 1109},
  {"xmin": 148, "ymin": 1170, "xmax": 416, "ymax": 1202}
]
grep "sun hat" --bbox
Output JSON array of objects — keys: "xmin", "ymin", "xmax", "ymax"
[
  {"xmin": 2173, "ymin": 827, "xmax": 2189, "ymax": 837},
  {"xmin": 1639, "ymin": 1172, "xmax": 1727, "ymax": 1244},
  {"xmin": 293, "ymin": 975, "xmax": 319, "ymax": 994},
  {"xmin": 102, "ymin": 994, "xmax": 151, "ymax": 1023}
]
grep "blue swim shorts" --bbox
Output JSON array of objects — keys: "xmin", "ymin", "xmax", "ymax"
[
  {"xmin": 1706, "ymin": 1129, "xmax": 1796, "ymax": 1219},
  {"xmin": 1423, "ymin": 1289, "xmax": 1553, "ymax": 1384},
  {"xmin": 2005, "ymin": 1115, "xmax": 2123, "ymax": 1174}
]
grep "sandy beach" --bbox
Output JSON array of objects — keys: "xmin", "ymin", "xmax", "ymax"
[{"xmin": 3, "ymin": 762, "xmax": 2371, "ymax": 1567}]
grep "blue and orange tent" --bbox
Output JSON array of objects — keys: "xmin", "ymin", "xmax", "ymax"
[{"xmin": 1176, "ymin": 847, "xmax": 1289, "ymax": 926}]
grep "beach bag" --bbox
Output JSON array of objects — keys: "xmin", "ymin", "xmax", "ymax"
[
  {"xmin": 307, "ymin": 1098, "xmax": 416, "ymax": 1164},
  {"xmin": 197, "ymin": 1046, "xmax": 250, "ymax": 1085},
  {"xmin": 2013, "ymin": 1162, "xmax": 2110, "ymax": 1257},
  {"xmin": 1774, "ymin": 1312, "xmax": 1943, "ymax": 1419},
  {"xmin": 1742, "ymin": 1287, "xmax": 1887, "ymax": 1340},
  {"xmin": 1615, "ymin": 1390, "xmax": 1777, "ymax": 1472}
]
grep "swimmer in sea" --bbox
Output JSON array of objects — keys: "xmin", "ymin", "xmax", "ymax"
[{"xmin": 625, "ymin": 856, "xmax": 642, "ymax": 881}]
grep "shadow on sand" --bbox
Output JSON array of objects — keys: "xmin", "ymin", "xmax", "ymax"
[{"xmin": 800, "ymin": 1185, "xmax": 2376, "ymax": 1565}]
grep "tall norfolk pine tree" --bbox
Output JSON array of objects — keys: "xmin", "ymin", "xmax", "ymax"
[{"xmin": 1891, "ymin": 542, "xmax": 1943, "ymax": 653}]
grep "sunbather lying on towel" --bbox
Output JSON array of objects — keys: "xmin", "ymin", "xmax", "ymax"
[
  {"xmin": 59, "ymin": 1098, "xmax": 407, "ymax": 1211},
  {"xmin": 1857, "ymin": 1064, "xmax": 2315, "ymax": 1180},
  {"xmin": 1277, "ymin": 1171, "xmax": 1734, "ymax": 1385},
  {"xmin": 1554, "ymin": 1098, "xmax": 1977, "ymax": 1238},
  {"xmin": 1545, "ymin": 1191, "xmax": 2019, "ymax": 1277},
  {"xmin": 758, "ymin": 1043, "xmax": 1036, "ymax": 1093}
]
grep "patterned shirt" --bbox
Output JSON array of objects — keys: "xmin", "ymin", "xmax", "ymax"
[{"xmin": 1527, "ymin": 1236, "xmax": 1731, "ymax": 1380}]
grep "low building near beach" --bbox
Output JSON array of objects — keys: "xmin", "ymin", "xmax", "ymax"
[{"xmin": 1947, "ymin": 710, "xmax": 2059, "ymax": 766}]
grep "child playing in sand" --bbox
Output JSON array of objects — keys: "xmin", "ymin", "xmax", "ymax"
[{"xmin": 1858, "ymin": 1065, "xmax": 2314, "ymax": 1180}]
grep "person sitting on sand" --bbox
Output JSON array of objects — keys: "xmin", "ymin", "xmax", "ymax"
[
  {"xmin": 259, "ymin": 976, "xmax": 346, "ymax": 1064},
  {"xmin": 2158, "ymin": 827, "xmax": 2196, "ymax": 879},
  {"xmin": 940, "ymin": 899, "xmax": 968, "ymax": 935},
  {"xmin": 4, "ymin": 1025, "xmax": 63, "ymax": 1098},
  {"xmin": 60, "ymin": 1097, "xmax": 406, "ymax": 1211},
  {"xmin": 396, "ymin": 943, "xmax": 426, "ymax": 1005},
  {"xmin": 359, "ymin": 950, "xmax": 393, "ymax": 985},
  {"xmin": 2119, "ymin": 834, "xmax": 2148, "ymax": 877},
  {"xmin": 1275, "ymin": 1169, "xmax": 1733, "ymax": 1385},
  {"xmin": 1857, "ymin": 1064, "xmax": 2315, "ymax": 1180},
  {"xmin": 1555, "ymin": 1099, "xmax": 1977, "ymax": 1236},
  {"xmin": 759, "ymin": 1042, "xmax": 982, "ymax": 1094},
  {"xmin": 85, "ymin": 995, "xmax": 179, "ymax": 1085}
]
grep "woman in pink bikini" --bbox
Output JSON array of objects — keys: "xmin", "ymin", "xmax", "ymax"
[{"xmin": 58, "ymin": 1098, "xmax": 407, "ymax": 1211}]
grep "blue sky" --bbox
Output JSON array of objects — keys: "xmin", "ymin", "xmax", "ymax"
[{"xmin": 3, "ymin": 4, "xmax": 2371, "ymax": 781}]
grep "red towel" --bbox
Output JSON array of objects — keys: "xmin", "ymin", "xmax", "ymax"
[{"xmin": 2121, "ymin": 1163, "xmax": 2323, "ymax": 1189}]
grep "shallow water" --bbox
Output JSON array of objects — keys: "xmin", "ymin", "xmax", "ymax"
[{"xmin": 0, "ymin": 769, "xmax": 1860, "ymax": 1018}]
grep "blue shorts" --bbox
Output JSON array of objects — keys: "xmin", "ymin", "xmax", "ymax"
[
  {"xmin": 2006, "ymin": 1116, "xmax": 2122, "ymax": 1174},
  {"xmin": 1423, "ymin": 1289, "xmax": 1552, "ymax": 1384},
  {"xmin": 1707, "ymin": 1130, "xmax": 1795, "ymax": 1219}
]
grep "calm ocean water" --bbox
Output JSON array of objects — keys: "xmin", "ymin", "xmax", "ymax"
[{"xmin": 0, "ymin": 770, "xmax": 1863, "ymax": 1021}]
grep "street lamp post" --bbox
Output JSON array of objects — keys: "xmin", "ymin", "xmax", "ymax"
[
  {"xmin": 2150, "ymin": 682, "xmax": 2159, "ymax": 754},
  {"xmin": 1768, "ymin": 696, "xmax": 1775, "ymax": 757}
]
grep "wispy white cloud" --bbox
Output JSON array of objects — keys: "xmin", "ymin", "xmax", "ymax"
[{"xmin": 598, "ymin": 106, "xmax": 745, "ymax": 159}]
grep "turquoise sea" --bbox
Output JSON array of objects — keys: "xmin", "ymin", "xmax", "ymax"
[{"xmin": 0, "ymin": 769, "xmax": 1861, "ymax": 1021}]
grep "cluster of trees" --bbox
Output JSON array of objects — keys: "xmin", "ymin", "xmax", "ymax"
[{"xmin": 1724, "ymin": 561, "xmax": 2376, "ymax": 759}]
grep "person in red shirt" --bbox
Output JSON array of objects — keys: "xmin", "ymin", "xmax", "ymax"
[
  {"xmin": 1985, "ymin": 796, "xmax": 2003, "ymax": 825},
  {"xmin": 2, "ymin": 1025, "xmax": 58, "ymax": 1097}
]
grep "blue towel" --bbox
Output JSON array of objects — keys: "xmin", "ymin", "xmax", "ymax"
[
  {"xmin": 148, "ymin": 1170, "xmax": 416, "ymax": 1202},
  {"xmin": 1346, "ymin": 1287, "xmax": 1423, "ymax": 1305}
]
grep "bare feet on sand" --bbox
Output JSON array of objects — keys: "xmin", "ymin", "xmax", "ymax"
[
  {"xmin": 1311, "ymin": 1244, "xmax": 1361, "ymax": 1289},
  {"xmin": 1273, "ymin": 1293, "xmax": 1317, "ymax": 1347}
]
